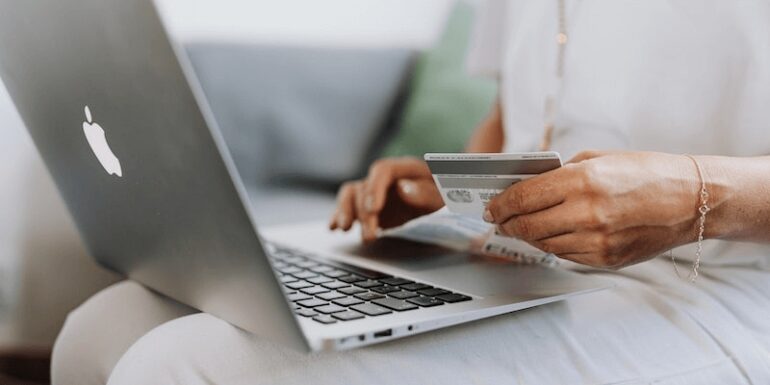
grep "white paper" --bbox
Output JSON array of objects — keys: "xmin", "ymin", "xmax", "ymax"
[{"xmin": 382, "ymin": 207, "xmax": 559, "ymax": 266}]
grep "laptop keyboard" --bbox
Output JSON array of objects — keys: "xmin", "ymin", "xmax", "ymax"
[{"xmin": 269, "ymin": 245, "xmax": 472, "ymax": 325}]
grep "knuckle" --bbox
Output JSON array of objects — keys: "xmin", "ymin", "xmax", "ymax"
[
  {"xmin": 576, "ymin": 149, "xmax": 601, "ymax": 160},
  {"xmin": 583, "ymin": 234, "xmax": 614, "ymax": 268},
  {"xmin": 571, "ymin": 161, "xmax": 604, "ymax": 196},
  {"xmin": 338, "ymin": 181, "xmax": 356, "ymax": 196},
  {"xmin": 486, "ymin": 197, "xmax": 503, "ymax": 217},
  {"xmin": 597, "ymin": 234, "xmax": 613, "ymax": 256},
  {"xmin": 538, "ymin": 241, "xmax": 555, "ymax": 254},
  {"xmin": 368, "ymin": 159, "xmax": 392, "ymax": 178},
  {"xmin": 580, "ymin": 163, "xmax": 600, "ymax": 190},
  {"xmin": 496, "ymin": 223, "xmax": 512, "ymax": 237},
  {"xmin": 505, "ymin": 189, "xmax": 527, "ymax": 212},
  {"xmin": 583, "ymin": 202, "xmax": 610, "ymax": 231},
  {"xmin": 510, "ymin": 217, "xmax": 535, "ymax": 239}
]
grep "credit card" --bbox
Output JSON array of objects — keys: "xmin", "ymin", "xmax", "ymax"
[{"xmin": 424, "ymin": 152, "xmax": 562, "ymax": 217}]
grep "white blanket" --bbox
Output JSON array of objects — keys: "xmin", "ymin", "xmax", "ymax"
[{"xmin": 102, "ymin": 231, "xmax": 770, "ymax": 385}]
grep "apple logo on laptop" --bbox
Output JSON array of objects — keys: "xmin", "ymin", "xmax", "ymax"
[{"xmin": 82, "ymin": 105, "xmax": 122, "ymax": 177}]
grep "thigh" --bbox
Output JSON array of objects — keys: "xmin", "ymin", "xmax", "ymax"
[
  {"xmin": 51, "ymin": 280, "xmax": 197, "ymax": 385},
  {"xmin": 106, "ymin": 260, "xmax": 756, "ymax": 385}
]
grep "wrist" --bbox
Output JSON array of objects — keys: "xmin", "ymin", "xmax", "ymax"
[{"xmin": 694, "ymin": 156, "xmax": 749, "ymax": 240}]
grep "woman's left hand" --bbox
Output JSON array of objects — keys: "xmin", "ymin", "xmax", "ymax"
[{"xmin": 484, "ymin": 151, "xmax": 713, "ymax": 269}]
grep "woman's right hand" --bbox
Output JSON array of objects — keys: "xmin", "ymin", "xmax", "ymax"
[{"xmin": 329, "ymin": 157, "xmax": 444, "ymax": 242}]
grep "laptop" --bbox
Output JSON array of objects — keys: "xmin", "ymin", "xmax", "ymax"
[{"xmin": 0, "ymin": 0, "xmax": 611, "ymax": 351}]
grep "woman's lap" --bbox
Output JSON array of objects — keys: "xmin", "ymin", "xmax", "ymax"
[
  {"xmin": 51, "ymin": 281, "xmax": 197, "ymax": 385},
  {"xmin": 55, "ymin": 258, "xmax": 770, "ymax": 385}
]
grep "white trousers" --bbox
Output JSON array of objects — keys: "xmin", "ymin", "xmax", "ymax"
[{"xmin": 51, "ymin": 258, "xmax": 770, "ymax": 385}]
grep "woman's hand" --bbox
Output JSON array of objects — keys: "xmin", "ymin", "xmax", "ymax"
[
  {"xmin": 329, "ymin": 157, "xmax": 444, "ymax": 242},
  {"xmin": 485, "ymin": 151, "xmax": 720, "ymax": 269}
]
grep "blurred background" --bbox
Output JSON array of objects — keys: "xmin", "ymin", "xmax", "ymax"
[{"xmin": 0, "ymin": 0, "xmax": 495, "ymax": 383}]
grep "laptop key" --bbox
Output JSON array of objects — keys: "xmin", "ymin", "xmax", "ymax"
[
  {"xmin": 332, "ymin": 296, "xmax": 364, "ymax": 307},
  {"xmin": 436, "ymin": 293, "xmax": 472, "ymax": 303},
  {"xmin": 372, "ymin": 298, "xmax": 418, "ymax": 312},
  {"xmin": 351, "ymin": 303, "xmax": 392, "ymax": 316},
  {"xmin": 332, "ymin": 310, "xmax": 365, "ymax": 321},
  {"xmin": 338, "ymin": 275, "xmax": 365, "ymax": 283},
  {"xmin": 283, "ymin": 255, "xmax": 306, "ymax": 264},
  {"xmin": 315, "ymin": 304, "xmax": 347, "ymax": 314},
  {"xmin": 277, "ymin": 266, "xmax": 303, "ymax": 275},
  {"xmin": 309, "ymin": 265, "xmax": 334, "ymax": 273},
  {"xmin": 401, "ymin": 283, "xmax": 431, "ymax": 291},
  {"xmin": 407, "ymin": 296, "xmax": 444, "ymax": 307},
  {"xmin": 292, "ymin": 271, "xmax": 318, "ymax": 280},
  {"xmin": 323, "ymin": 269, "xmax": 349, "ymax": 278},
  {"xmin": 371, "ymin": 285, "xmax": 399, "ymax": 294},
  {"xmin": 280, "ymin": 275, "xmax": 298, "ymax": 284},
  {"xmin": 333, "ymin": 262, "xmax": 391, "ymax": 279},
  {"xmin": 287, "ymin": 292, "xmax": 312, "ymax": 302},
  {"xmin": 301, "ymin": 286, "xmax": 330, "ymax": 295},
  {"xmin": 297, "ymin": 298, "xmax": 328, "ymax": 308},
  {"xmin": 295, "ymin": 308, "xmax": 318, "ymax": 317},
  {"xmin": 389, "ymin": 290, "xmax": 418, "ymax": 300},
  {"xmin": 307, "ymin": 276, "xmax": 333, "ymax": 284},
  {"xmin": 354, "ymin": 292, "xmax": 384, "ymax": 301},
  {"xmin": 312, "ymin": 315, "xmax": 337, "ymax": 324},
  {"xmin": 339, "ymin": 286, "xmax": 366, "ymax": 295},
  {"xmin": 418, "ymin": 288, "xmax": 449, "ymax": 297},
  {"xmin": 296, "ymin": 260, "xmax": 319, "ymax": 269},
  {"xmin": 317, "ymin": 291, "xmax": 346, "ymax": 301},
  {"xmin": 379, "ymin": 277, "xmax": 413, "ymax": 286},
  {"xmin": 285, "ymin": 281, "xmax": 313, "ymax": 290},
  {"xmin": 321, "ymin": 281, "xmax": 350, "ymax": 290},
  {"xmin": 354, "ymin": 280, "xmax": 382, "ymax": 289}
]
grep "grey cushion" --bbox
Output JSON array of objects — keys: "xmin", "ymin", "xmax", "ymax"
[{"xmin": 185, "ymin": 44, "xmax": 414, "ymax": 187}]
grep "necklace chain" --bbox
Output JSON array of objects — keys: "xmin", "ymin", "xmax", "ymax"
[{"xmin": 541, "ymin": 0, "xmax": 569, "ymax": 151}]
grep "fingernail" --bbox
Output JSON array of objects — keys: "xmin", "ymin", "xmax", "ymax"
[
  {"xmin": 364, "ymin": 195, "xmax": 375, "ymax": 212},
  {"xmin": 400, "ymin": 180, "xmax": 416, "ymax": 195},
  {"xmin": 483, "ymin": 209, "xmax": 494, "ymax": 223},
  {"xmin": 337, "ymin": 213, "xmax": 347, "ymax": 226}
]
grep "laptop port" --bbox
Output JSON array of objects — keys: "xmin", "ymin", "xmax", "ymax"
[{"xmin": 373, "ymin": 329, "xmax": 393, "ymax": 338}]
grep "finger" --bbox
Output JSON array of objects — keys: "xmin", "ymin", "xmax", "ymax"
[
  {"xmin": 497, "ymin": 201, "xmax": 577, "ymax": 241},
  {"xmin": 530, "ymin": 232, "xmax": 604, "ymax": 255},
  {"xmin": 362, "ymin": 158, "xmax": 432, "ymax": 216},
  {"xmin": 396, "ymin": 179, "xmax": 443, "ymax": 211},
  {"xmin": 556, "ymin": 253, "xmax": 603, "ymax": 267},
  {"xmin": 332, "ymin": 182, "xmax": 358, "ymax": 231},
  {"xmin": 486, "ymin": 168, "xmax": 574, "ymax": 224},
  {"xmin": 355, "ymin": 183, "xmax": 378, "ymax": 242}
]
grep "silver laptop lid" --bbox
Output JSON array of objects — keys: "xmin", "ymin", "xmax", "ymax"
[{"xmin": 0, "ymin": 0, "xmax": 307, "ymax": 350}]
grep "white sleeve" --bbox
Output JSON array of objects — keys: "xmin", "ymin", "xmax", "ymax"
[{"xmin": 465, "ymin": 0, "xmax": 508, "ymax": 79}]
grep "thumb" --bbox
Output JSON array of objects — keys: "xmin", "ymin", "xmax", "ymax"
[{"xmin": 396, "ymin": 179, "xmax": 443, "ymax": 210}]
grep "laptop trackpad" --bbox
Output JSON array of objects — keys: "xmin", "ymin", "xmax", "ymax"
[{"xmin": 335, "ymin": 238, "xmax": 592, "ymax": 298}]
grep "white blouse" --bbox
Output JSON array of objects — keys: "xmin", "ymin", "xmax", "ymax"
[
  {"xmin": 469, "ymin": 0, "xmax": 770, "ymax": 159},
  {"xmin": 467, "ymin": 0, "xmax": 770, "ymax": 267}
]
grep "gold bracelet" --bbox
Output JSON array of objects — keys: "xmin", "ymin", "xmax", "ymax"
[{"xmin": 671, "ymin": 154, "xmax": 710, "ymax": 282}]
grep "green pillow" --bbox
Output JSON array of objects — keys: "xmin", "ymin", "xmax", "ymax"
[{"xmin": 381, "ymin": 2, "xmax": 497, "ymax": 157}]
